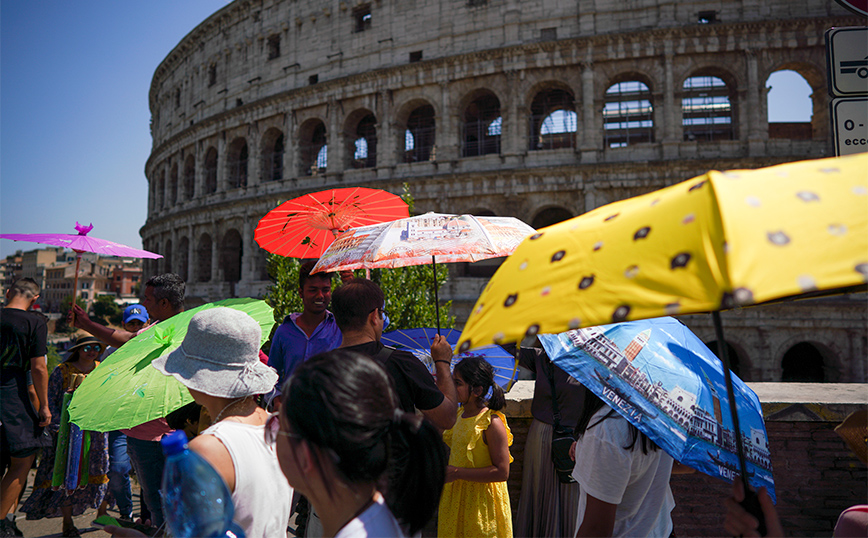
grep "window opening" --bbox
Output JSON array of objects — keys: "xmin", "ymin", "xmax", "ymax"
[
  {"xmin": 309, "ymin": 74, "xmax": 319, "ymax": 85},
  {"xmin": 169, "ymin": 164, "xmax": 178, "ymax": 204},
  {"xmin": 697, "ymin": 10, "xmax": 718, "ymax": 23},
  {"xmin": 530, "ymin": 89, "xmax": 576, "ymax": 150},
  {"xmin": 183, "ymin": 155, "xmax": 195, "ymax": 199},
  {"xmin": 209, "ymin": 65, "xmax": 217, "ymax": 87},
  {"xmin": 197, "ymin": 234, "xmax": 212, "ymax": 283},
  {"xmin": 604, "ymin": 81, "xmax": 654, "ymax": 148},
  {"xmin": 781, "ymin": 343, "xmax": 825, "ymax": 382},
  {"xmin": 409, "ymin": 51, "xmax": 423, "ymax": 63},
  {"xmin": 462, "ymin": 94, "xmax": 502, "ymax": 157},
  {"xmin": 540, "ymin": 27, "xmax": 557, "ymax": 41},
  {"xmin": 352, "ymin": 114, "xmax": 377, "ymax": 168},
  {"xmin": 204, "ymin": 147, "xmax": 218, "ymax": 193},
  {"xmin": 301, "ymin": 122, "xmax": 328, "ymax": 176},
  {"xmin": 228, "ymin": 140, "xmax": 248, "ymax": 189},
  {"xmin": 682, "ymin": 75, "xmax": 733, "ymax": 141},
  {"xmin": 354, "ymin": 5, "xmax": 372, "ymax": 32},
  {"xmin": 262, "ymin": 133, "xmax": 284, "ymax": 181},
  {"xmin": 767, "ymin": 70, "xmax": 812, "ymax": 140},
  {"xmin": 221, "ymin": 230, "xmax": 243, "ymax": 283},
  {"xmin": 267, "ymin": 35, "xmax": 280, "ymax": 60},
  {"xmin": 404, "ymin": 105, "xmax": 436, "ymax": 162}
]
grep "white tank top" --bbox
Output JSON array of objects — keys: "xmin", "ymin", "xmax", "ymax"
[{"xmin": 202, "ymin": 420, "xmax": 293, "ymax": 538}]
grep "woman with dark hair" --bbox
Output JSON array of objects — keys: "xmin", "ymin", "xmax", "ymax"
[
  {"xmin": 21, "ymin": 336, "xmax": 111, "ymax": 537},
  {"xmin": 570, "ymin": 390, "xmax": 691, "ymax": 537},
  {"xmin": 271, "ymin": 348, "xmax": 447, "ymax": 537}
]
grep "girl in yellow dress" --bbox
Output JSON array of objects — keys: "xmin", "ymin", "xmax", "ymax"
[{"xmin": 438, "ymin": 356, "xmax": 513, "ymax": 538}]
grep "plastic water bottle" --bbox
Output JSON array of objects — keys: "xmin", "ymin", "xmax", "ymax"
[{"xmin": 160, "ymin": 430, "xmax": 245, "ymax": 538}]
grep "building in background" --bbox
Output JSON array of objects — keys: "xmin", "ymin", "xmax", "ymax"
[{"xmin": 140, "ymin": 0, "xmax": 866, "ymax": 382}]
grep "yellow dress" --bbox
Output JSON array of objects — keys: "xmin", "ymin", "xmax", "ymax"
[{"xmin": 438, "ymin": 408, "xmax": 514, "ymax": 537}]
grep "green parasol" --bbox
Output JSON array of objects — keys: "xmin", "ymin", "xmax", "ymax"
[{"xmin": 67, "ymin": 298, "xmax": 275, "ymax": 432}]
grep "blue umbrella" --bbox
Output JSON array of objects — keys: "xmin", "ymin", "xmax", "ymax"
[
  {"xmin": 381, "ymin": 328, "xmax": 518, "ymax": 390},
  {"xmin": 538, "ymin": 316, "xmax": 775, "ymax": 500}
]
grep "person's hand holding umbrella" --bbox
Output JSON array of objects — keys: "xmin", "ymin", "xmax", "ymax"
[{"xmin": 724, "ymin": 478, "xmax": 784, "ymax": 537}]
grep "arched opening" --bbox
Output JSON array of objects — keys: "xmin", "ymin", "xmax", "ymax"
[
  {"xmin": 682, "ymin": 74, "xmax": 734, "ymax": 142},
  {"xmin": 169, "ymin": 163, "xmax": 178, "ymax": 206},
  {"xmin": 531, "ymin": 207, "xmax": 573, "ymax": 229},
  {"xmin": 157, "ymin": 171, "xmax": 165, "ymax": 209},
  {"xmin": 462, "ymin": 93, "xmax": 501, "ymax": 157},
  {"xmin": 530, "ymin": 88, "xmax": 576, "ymax": 150},
  {"xmin": 300, "ymin": 120, "xmax": 328, "ymax": 176},
  {"xmin": 604, "ymin": 80, "xmax": 654, "ymax": 148},
  {"xmin": 183, "ymin": 155, "xmax": 195, "ymax": 199},
  {"xmin": 767, "ymin": 70, "xmax": 813, "ymax": 140},
  {"xmin": 404, "ymin": 105, "xmax": 436, "ymax": 163},
  {"xmin": 227, "ymin": 138, "xmax": 248, "ymax": 189},
  {"xmin": 178, "ymin": 236, "xmax": 189, "ymax": 282},
  {"xmin": 704, "ymin": 340, "xmax": 742, "ymax": 379},
  {"xmin": 163, "ymin": 239, "xmax": 173, "ymax": 275},
  {"xmin": 261, "ymin": 129, "xmax": 284, "ymax": 182},
  {"xmin": 350, "ymin": 113, "xmax": 378, "ymax": 169},
  {"xmin": 197, "ymin": 233, "xmax": 212, "ymax": 283},
  {"xmin": 221, "ymin": 229, "xmax": 243, "ymax": 283},
  {"xmin": 782, "ymin": 342, "xmax": 826, "ymax": 382},
  {"xmin": 204, "ymin": 147, "xmax": 218, "ymax": 194}
]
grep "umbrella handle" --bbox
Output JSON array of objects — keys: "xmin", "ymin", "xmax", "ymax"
[
  {"xmin": 432, "ymin": 256, "xmax": 440, "ymax": 336},
  {"xmin": 70, "ymin": 253, "xmax": 82, "ymax": 327}
]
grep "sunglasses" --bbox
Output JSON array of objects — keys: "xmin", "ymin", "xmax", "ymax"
[
  {"xmin": 81, "ymin": 344, "xmax": 102, "ymax": 353},
  {"xmin": 264, "ymin": 413, "xmax": 302, "ymax": 448}
]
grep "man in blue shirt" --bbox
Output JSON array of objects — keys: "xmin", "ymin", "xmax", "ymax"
[{"xmin": 267, "ymin": 260, "xmax": 342, "ymax": 404}]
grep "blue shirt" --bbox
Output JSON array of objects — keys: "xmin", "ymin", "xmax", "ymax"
[{"xmin": 267, "ymin": 311, "xmax": 342, "ymax": 392}]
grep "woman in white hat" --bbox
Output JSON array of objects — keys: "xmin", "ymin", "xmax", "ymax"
[{"xmin": 151, "ymin": 307, "xmax": 292, "ymax": 538}]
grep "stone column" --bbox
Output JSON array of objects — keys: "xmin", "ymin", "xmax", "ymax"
[
  {"xmin": 187, "ymin": 223, "xmax": 195, "ymax": 284},
  {"xmin": 662, "ymin": 46, "xmax": 680, "ymax": 159},
  {"xmin": 210, "ymin": 223, "xmax": 220, "ymax": 283},
  {"xmin": 216, "ymin": 134, "xmax": 227, "ymax": 192},
  {"xmin": 745, "ymin": 49, "xmax": 765, "ymax": 156},
  {"xmin": 286, "ymin": 112, "xmax": 298, "ymax": 178},
  {"xmin": 248, "ymin": 124, "xmax": 261, "ymax": 187},
  {"xmin": 241, "ymin": 217, "xmax": 254, "ymax": 282},
  {"xmin": 437, "ymin": 82, "xmax": 458, "ymax": 164},
  {"xmin": 328, "ymin": 99, "xmax": 344, "ymax": 174},
  {"xmin": 580, "ymin": 61, "xmax": 598, "ymax": 163}
]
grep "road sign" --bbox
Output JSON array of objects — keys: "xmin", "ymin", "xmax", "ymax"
[
  {"xmin": 826, "ymin": 27, "xmax": 868, "ymax": 96},
  {"xmin": 831, "ymin": 98, "xmax": 868, "ymax": 156},
  {"xmin": 834, "ymin": 0, "xmax": 868, "ymax": 17}
]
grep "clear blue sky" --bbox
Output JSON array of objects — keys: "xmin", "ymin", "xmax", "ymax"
[{"xmin": 0, "ymin": 2, "xmax": 812, "ymax": 259}]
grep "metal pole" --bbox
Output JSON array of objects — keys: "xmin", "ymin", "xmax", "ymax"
[{"xmin": 432, "ymin": 255, "xmax": 441, "ymax": 335}]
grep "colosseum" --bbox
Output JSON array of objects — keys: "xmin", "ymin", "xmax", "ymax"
[{"xmin": 142, "ymin": 0, "xmax": 866, "ymax": 383}]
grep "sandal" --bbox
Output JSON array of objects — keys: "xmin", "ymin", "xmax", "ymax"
[{"xmin": 62, "ymin": 525, "xmax": 81, "ymax": 537}]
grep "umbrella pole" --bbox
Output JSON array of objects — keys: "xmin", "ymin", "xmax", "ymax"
[
  {"xmin": 69, "ymin": 252, "xmax": 82, "ymax": 327},
  {"xmin": 713, "ymin": 311, "xmax": 767, "ymax": 535},
  {"xmin": 432, "ymin": 256, "xmax": 441, "ymax": 335}
]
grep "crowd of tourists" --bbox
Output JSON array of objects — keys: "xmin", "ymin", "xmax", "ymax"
[{"xmin": 1, "ymin": 266, "xmax": 864, "ymax": 537}]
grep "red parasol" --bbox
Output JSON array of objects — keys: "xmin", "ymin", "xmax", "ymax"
[{"xmin": 254, "ymin": 187, "xmax": 409, "ymax": 259}]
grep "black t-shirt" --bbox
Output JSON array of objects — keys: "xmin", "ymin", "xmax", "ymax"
[
  {"xmin": 342, "ymin": 340, "xmax": 445, "ymax": 413},
  {"xmin": 1, "ymin": 307, "xmax": 48, "ymax": 381}
]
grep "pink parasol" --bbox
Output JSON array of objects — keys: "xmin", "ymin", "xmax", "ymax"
[{"xmin": 1, "ymin": 222, "xmax": 162, "ymax": 323}]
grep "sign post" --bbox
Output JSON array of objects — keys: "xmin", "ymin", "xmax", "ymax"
[{"xmin": 825, "ymin": 26, "xmax": 868, "ymax": 156}]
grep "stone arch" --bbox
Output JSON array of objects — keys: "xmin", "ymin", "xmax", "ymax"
[
  {"xmin": 681, "ymin": 67, "xmax": 737, "ymax": 142},
  {"xmin": 163, "ymin": 239, "xmax": 173, "ymax": 275},
  {"xmin": 221, "ymin": 228, "xmax": 243, "ymax": 283},
  {"xmin": 197, "ymin": 233, "xmax": 212, "ymax": 282},
  {"xmin": 603, "ymin": 71, "xmax": 655, "ymax": 148},
  {"xmin": 260, "ymin": 127, "xmax": 285, "ymax": 182},
  {"xmin": 169, "ymin": 162, "xmax": 178, "ymax": 206},
  {"xmin": 527, "ymin": 83, "xmax": 577, "ymax": 151},
  {"xmin": 226, "ymin": 137, "xmax": 248, "ymax": 189},
  {"xmin": 704, "ymin": 339, "xmax": 747, "ymax": 380},
  {"xmin": 765, "ymin": 62, "xmax": 825, "ymax": 140},
  {"xmin": 459, "ymin": 89, "xmax": 502, "ymax": 157},
  {"xmin": 204, "ymin": 146, "xmax": 218, "ymax": 194},
  {"xmin": 344, "ymin": 108, "xmax": 377, "ymax": 169},
  {"xmin": 178, "ymin": 236, "xmax": 190, "ymax": 282},
  {"xmin": 781, "ymin": 341, "xmax": 833, "ymax": 382},
  {"xmin": 396, "ymin": 98, "xmax": 437, "ymax": 163},
  {"xmin": 183, "ymin": 154, "xmax": 196, "ymax": 199},
  {"xmin": 298, "ymin": 118, "xmax": 327, "ymax": 176},
  {"xmin": 531, "ymin": 206, "xmax": 573, "ymax": 229}
]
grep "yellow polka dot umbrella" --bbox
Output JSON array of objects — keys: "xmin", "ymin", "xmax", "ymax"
[{"xmin": 458, "ymin": 153, "xmax": 868, "ymax": 522}]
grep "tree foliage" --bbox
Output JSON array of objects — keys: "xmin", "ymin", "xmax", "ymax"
[
  {"xmin": 263, "ymin": 183, "xmax": 454, "ymax": 334},
  {"xmin": 93, "ymin": 295, "xmax": 123, "ymax": 326}
]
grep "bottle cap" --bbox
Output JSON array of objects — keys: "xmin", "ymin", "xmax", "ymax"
[{"xmin": 161, "ymin": 429, "xmax": 189, "ymax": 456}]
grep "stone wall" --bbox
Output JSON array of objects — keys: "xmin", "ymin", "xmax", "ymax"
[{"xmin": 501, "ymin": 381, "xmax": 867, "ymax": 536}]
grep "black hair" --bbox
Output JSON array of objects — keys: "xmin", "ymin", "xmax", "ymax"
[
  {"xmin": 145, "ymin": 273, "xmax": 185, "ymax": 310},
  {"xmin": 575, "ymin": 389, "xmax": 658, "ymax": 454},
  {"xmin": 281, "ymin": 349, "xmax": 446, "ymax": 534},
  {"xmin": 330, "ymin": 278, "xmax": 383, "ymax": 332},
  {"xmin": 166, "ymin": 401, "xmax": 202, "ymax": 431},
  {"xmin": 453, "ymin": 356, "xmax": 505, "ymax": 411},
  {"xmin": 299, "ymin": 260, "xmax": 333, "ymax": 289},
  {"xmin": 9, "ymin": 277, "xmax": 40, "ymax": 300}
]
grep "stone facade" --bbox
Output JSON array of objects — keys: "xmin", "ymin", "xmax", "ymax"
[{"xmin": 142, "ymin": 0, "xmax": 867, "ymax": 382}]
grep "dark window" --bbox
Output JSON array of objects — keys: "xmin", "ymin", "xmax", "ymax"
[
  {"xmin": 300, "ymin": 121, "xmax": 328, "ymax": 176},
  {"xmin": 221, "ymin": 230, "xmax": 243, "ymax": 283},
  {"xmin": 467, "ymin": 0, "xmax": 488, "ymax": 6},
  {"xmin": 354, "ymin": 5, "xmax": 372, "ymax": 33},
  {"xmin": 352, "ymin": 114, "xmax": 378, "ymax": 168},
  {"xmin": 682, "ymin": 75, "xmax": 733, "ymax": 142},
  {"xmin": 409, "ymin": 51, "xmax": 423, "ymax": 63},
  {"xmin": 404, "ymin": 105, "xmax": 436, "ymax": 163},
  {"xmin": 197, "ymin": 234, "xmax": 212, "ymax": 283},
  {"xmin": 174, "ymin": 88, "xmax": 181, "ymax": 109},
  {"xmin": 540, "ymin": 27, "xmax": 557, "ymax": 41},
  {"xmin": 782, "ymin": 343, "xmax": 825, "ymax": 382},
  {"xmin": 462, "ymin": 94, "xmax": 501, "ymax": 157},
  {"xmin": 178, "ymin": 237, "xmax": 189, "ymax": 282},
  {"xmin": 209, "ymin": 64, "xmax": 217, "ymax": 87},
  {"xmin": 531, "ymin": 207, "xmax": 573, "ymax": 229},
  {"xmin": 262, "ymin": 131, "xmax": 285, "ymax": 181},
  {"xmin": 604, "ymin": 81, "xmax": 654, "ymax": 148},
  {"xmin": 267, "ymin": 35, "xmax": 280, "ymax": 60},
  {"xmin": 698, "ymin": 10, "xmax": 718, "ymax": 23},
  {"xmin": 169, "ymin": 163, "xmax": 178, "ymax": 205},
  {"xmin": 309, "ymin": 74, "xmax": 319, "ymax": 85},
  {"xmin": 183, "ymin": 155, "xmax": 195, "ymax": 199},
  {"xmin": 204, "ymin": 147, "xmax": 218, "ymax": 193},
  {"xmin": 529, "ymin": 88, "xmax": 576, "ymax": 150},
  {"xmin": 227, "ymin": 138, "xmax": 248, "ymax": 189}
]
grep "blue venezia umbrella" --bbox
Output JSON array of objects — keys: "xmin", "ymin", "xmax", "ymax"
[
  {"xmin": 538, "ymin": 316, "xmax": 775, "ymax": 500},
  {"xmin": 381, "ymin": 328, "xmax": 518, "ymax": 390}
]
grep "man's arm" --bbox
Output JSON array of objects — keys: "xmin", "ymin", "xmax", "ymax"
[
  {"xmin": 576, "ymin": 494, "xmax": 617, "ymax": 537},
  {"xmin": 29, "ymin": 356, "xmax": 51, "ymax": 427},
  {"xmin": 70, "ymin": 304, "xmax": 137, "ymax": 348},
  {"xmin": 421, "ymin": 334, "xmax": 459, "ymax": 431}
]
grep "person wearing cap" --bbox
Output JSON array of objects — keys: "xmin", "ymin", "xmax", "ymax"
[
  {"xmin": 152, "ymin": 307, "xmax": 292, "ymax": 538},
  {"xmin": 21, "ymin": 336, "xmax": 110, "ymax": 537}
]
